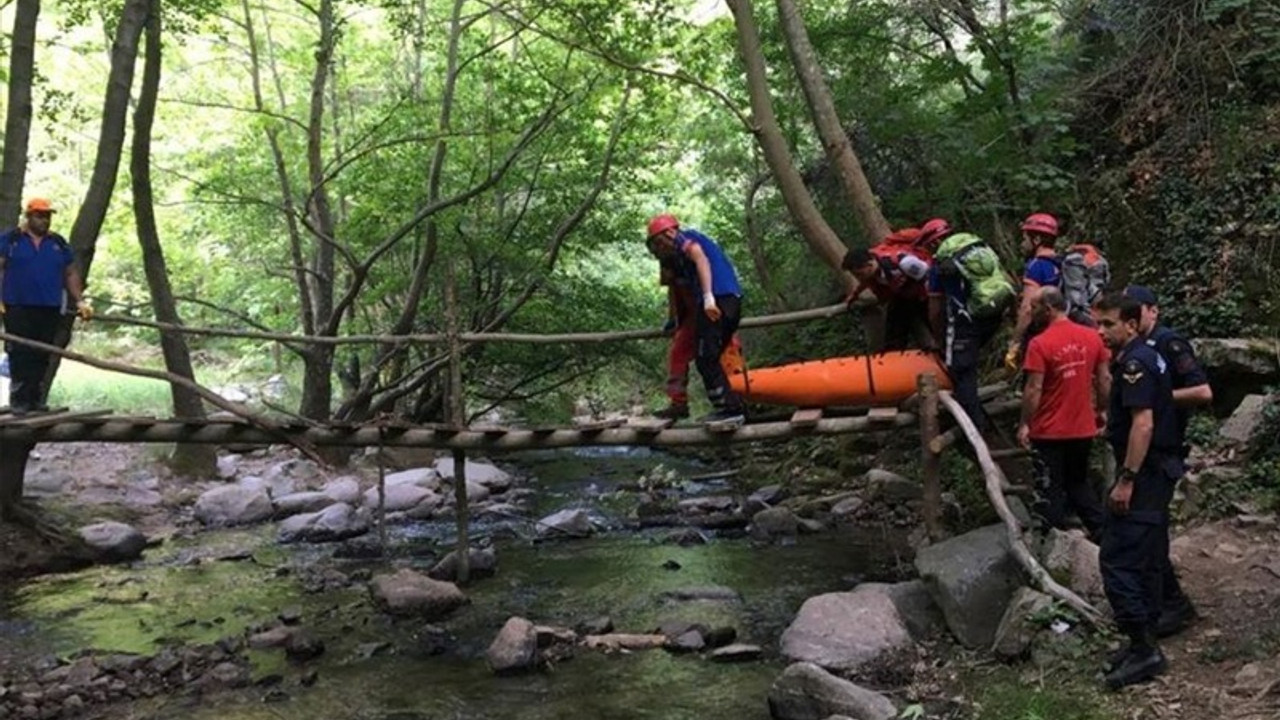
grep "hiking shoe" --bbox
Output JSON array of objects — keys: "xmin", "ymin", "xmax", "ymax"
[
  {"xmin": 652, "ymin": 404, "xmax": 690, "ymax": 420},
  {"xmin": 1103, "ymin": 645, "xmax": 1131, "ymax": 673},
  {"xmin": 1156, "ymin": 598, "xmax": 1198, "ymax": 638},
  {"xmin": 701, "ymin": 408, "xmax": 746, "ymax": 427},
  {"xmin": 1104, "ymin": 646, "xmax": 1167, "ymax": 690}
]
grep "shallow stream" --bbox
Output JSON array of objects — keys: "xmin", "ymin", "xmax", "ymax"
[{"xmin": 1, "ymin": 446, "xmax": 908, "ymax": 719}]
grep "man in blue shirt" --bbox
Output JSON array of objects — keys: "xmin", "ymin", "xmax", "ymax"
[
  {"xmin": 1093, "ymin": 291, "xmax": 1183, "ymax": 690},
  {"xmin": 0, "ymin": 198, "xmax": 92, "ymax": 415},
  {"xmin": 1004, "ymin": 212, "xmax": 1062, "ymax": 370},
  {"xmin": 1123, "ymin": 285, "xmax": 1213, "ymax": 638},
  {"xmin": 646, "ymin": 214, "xmax": 746, "ymax": 426}
]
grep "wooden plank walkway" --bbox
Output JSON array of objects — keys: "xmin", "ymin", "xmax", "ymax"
[{"xmin": 0, "ymin": 405, "xmax": 925, "ymax": 450}]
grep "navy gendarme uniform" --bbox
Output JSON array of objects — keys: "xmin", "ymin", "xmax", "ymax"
[
  {"xmin": 1101, "ymin": 337, "xmax": 1184, "ymax": 639},
  {"xmin": 1145, "ymin": 323, "xmax": 1207, "ymax": 623},
  {"xmin": 1146, "ymin": 324, "xmax": 1209, "ymax": 450}
]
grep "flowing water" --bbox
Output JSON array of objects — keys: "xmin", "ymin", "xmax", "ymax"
[{"xmin": 0, "ymin": 446, "xmax": 909, "ymax": 719}]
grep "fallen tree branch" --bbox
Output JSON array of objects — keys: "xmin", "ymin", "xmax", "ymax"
[
  {"xmin": 938, "ymin": 390, "xmax": 1105, "ymax": 628},
  {"xmin": 0, "ymin": 330, "xmax": 326, "ymax": 465}
]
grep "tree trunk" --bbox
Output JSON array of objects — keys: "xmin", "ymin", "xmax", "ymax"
[
  {"xmin": 774, "ymin": 0, "xmax": 889, "ymax": 244},
  {"xmin": 298, "ymin": 0, "xmax": 339, "ymax": 422},
  {"xmin": 725, "ymin": 0, "xmax": 853, "ymax": 292},
  {"xmin": 0, "ymin": 442, "xmax": 36, "ymax": 521},
  {"xmin": 42, "ymin": 0, "xmax": 149, "ymax": 395},
  {"xmin": 744, "ymin": 172, "xmax": 788, "ymax": 313},
  {"xmin": 131, "ymin": 0, "xmax": 215, "ymax": 476},
  {"xmin": 68, "ymin": 0, "xmax": 149, "ymax": 279},
  {"xmin": 0, "ymin": 0, "xmax": 41, "ymax": 223}
]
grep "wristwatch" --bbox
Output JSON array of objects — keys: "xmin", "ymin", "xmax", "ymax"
[{"xmin": 1117, "ymin": 468, "xmax": 1139, "ymax": 484}]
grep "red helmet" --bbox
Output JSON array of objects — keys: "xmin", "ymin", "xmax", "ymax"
[
  {"xmin": 1021, "ymin": 212, "xmax": 1059, "ymax": 237},
  {"xmin": 647, "ymin": 214, "xmax": 679, "ymax": 238},
  {"xmin": 918, "ymin": 218, "xmax": 951, "ymax": 248}
]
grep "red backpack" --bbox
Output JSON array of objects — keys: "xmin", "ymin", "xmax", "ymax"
[{"xmin": 867, "ymin": 228, "xmax": 932, "ymax": 300}]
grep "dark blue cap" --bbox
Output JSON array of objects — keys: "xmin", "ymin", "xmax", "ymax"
[{"xmin": 1123, "ymin": 285, "xmax": 1158, "ymax": 306}]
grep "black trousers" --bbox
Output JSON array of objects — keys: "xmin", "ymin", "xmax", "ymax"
[
  {"xmin": 945, "ymin": 312, "xmax": 1001, "ymax": 428},
  {"xmin": 695, "ymin": 294, "xmax": 744, "ymax": 412},
  {"xmin": 883, "ymin": 297, "xmax": 929, "ymax": 352},
  {"xmin": 1031, "ymin": 438, "xmax": 1106, "ymax": 540},
  {"xmin": 3, "ymin": 305, "xmax": 61, "ymax": 407},
  {"xmin": 1157, "ymin": 523, "xmax": 1191, "ymax": 611},
  {"xmin": 1101, "ymin": 513, "xmax": 1165, "ymax": 640},
  {"xmin": 1100, "ymin": 462, "xmax": 1176, "ymax": 642}
]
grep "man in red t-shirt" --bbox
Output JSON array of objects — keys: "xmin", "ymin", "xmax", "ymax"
[{"xmin": 1016, "ymin": 286, "xmax": 1110, "ymax": 540}]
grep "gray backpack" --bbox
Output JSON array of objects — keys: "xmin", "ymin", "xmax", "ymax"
[{"xmin": 1060, "ymin": 243, "xmax": 1109, "ymax": 314}]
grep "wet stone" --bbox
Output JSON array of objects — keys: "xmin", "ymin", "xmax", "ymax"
[
  {"xmin": 575, "ymin": 616, "xmax": 614, "ymax": 636},
  {"xmin": 284, "ymin": 632, "xmax": 326, "ymax": 663}
]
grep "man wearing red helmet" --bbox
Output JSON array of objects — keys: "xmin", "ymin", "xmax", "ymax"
[
  {"xmin": 646, "ymin": 214, "xmax": 746, "ymax": 426},
  {"xmin": 840, "ymin": 227, "xmax": 933, "ymax": 352},
  {"xmin": 1005, "ymin": 212, "xmax": 1063, "ymax": 370},
  {"xmin": 648, "ymin": 238, "xmax": 744, "ymax": 420}
]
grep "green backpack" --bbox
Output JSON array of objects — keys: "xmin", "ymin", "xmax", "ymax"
[{"xmin": 934, "ymin": 233, "xmax": 1014, "ymax": 319}]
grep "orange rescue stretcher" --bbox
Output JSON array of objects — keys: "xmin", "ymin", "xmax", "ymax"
[{"xmin": 726, "ymin": 350, "xmax": 952, "ymax": 407}]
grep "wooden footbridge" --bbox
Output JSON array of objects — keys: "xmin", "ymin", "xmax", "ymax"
[{"xmin": 0, "ymin": 305, "xmax": 1089, "ymax": 620}]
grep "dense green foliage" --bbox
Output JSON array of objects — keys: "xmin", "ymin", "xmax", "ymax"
[{"xmin": 2, "ymin": 0, "xmax": 1276, "ymax": 419}]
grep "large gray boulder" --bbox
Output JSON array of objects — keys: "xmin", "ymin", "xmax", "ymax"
[
  {"xmin": 536, "ymin": 509, "xmax": 594, "ymax": 538},
  {"xmin": 194, "ymin": 485, "xmax": 274, "ymax": 526},
  {"xmin": 914, "ymin": 524, "xmax": 1022, "ymax": 648},
  {"xmin": 1219, "ymin": 394, "xmax": 1273, "ymax": 446},
  {"xmin": 861, "ymin": 580, "xmax": 946, "ymax": 640},
  {"xmin": 780, "ymin": 586, "xmax": 912, "ymax": 672},
  {"xmin": 1193, "ymin": 338, "xmax": 1280, "ymax": 378},
  {"xmin": 362, "ymin": 484, "xmax": 439, "ymax": 512},
  {"xmin": 322, "ymin": 476, "xmax": 363, "ymax": 504},
  {"xmin": 384, "ymin": 467, "xmax": 442, "ymax": 490},
  {"xmin": 751, "ymin": 507, "xmax": 800, "ymax": 540},
  {"xmin": 429, "ymin": 547, "xmax": 498, "ymax": 581},
  {"xmin": 273, "ymin": 491, "xmax": 334, "ymax": 518},
  {"xmin": 370, "ymin": 569, "xmax": 467, "ymax": 619},
  {"xmin": 768, "ymin": 662, "xmax": 897, "ymax": 720},
  {"xmin": 79, "ymin": 522, "xmax": 147, "ymax": 562},
  {"xmin": 991, "ymin": 586, "xmax": 1054, "ymax": 660},
  {"xmin": 433, "ymin": 457, "xmax": 513, "ymax": 491},
  {"xmin": 864, "ymin": 469, "xmax": 922, "ymax": 503},
  {"xmin": 278, "ymin": 503, "xmax": 370, "ymax": 544},
  {"xmin": 486, "ymin": 617, "xmax": 539, "ymax": 674},
  {"xmin": 1040, "ymin": 529, "xmax": 1103, "ymax": 598}
]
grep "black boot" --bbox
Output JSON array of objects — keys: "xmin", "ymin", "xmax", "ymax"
[
  {"xmin": 1156, "ymin": 596, "xmax": 1197, "ymax": 638},
  {"xmin": 1104, "ymin": 630, "xmax": 1167, "ymax": 690}
]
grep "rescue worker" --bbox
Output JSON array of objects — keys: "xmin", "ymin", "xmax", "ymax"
[
  {"xmin": 645, "ymin": 214, "xmax": 747, "ymax": 426},
  {"xmin": 648, "ymin": 243, "xmax": 743, "ymax": 420},
  {"xmin": 1123, "ymin": 285, "xmax": 1213, "ymax": 637},
  {"xmin": 0, "ymin": 198, "xmax": 92, "ymax": 415},
  {"xmin": 1016, "ymin": 286, "xmax": 1109, "ymax": 540},
  {"xmin": 925, "ymin": 219, "xmax": 1013, "ymax": 429},
  {"xmin": 840, "ymin": 227, "xmax": 933, "ymax": 352},
  {"xmin": 1004, "ymin": 212, "xmax": 1062, "ymax": 370},
  {"xmin": 1093, "ymin": 292, "xmax": 1183, "ymax": 690}
]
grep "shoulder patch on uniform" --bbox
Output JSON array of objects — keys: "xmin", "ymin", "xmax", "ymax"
[{"xmin": 1122, "ymin": 358, "xmax": 1145, "ymax": 384}]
